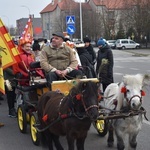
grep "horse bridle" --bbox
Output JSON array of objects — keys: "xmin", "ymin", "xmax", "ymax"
[
  {"xmin": 121, "ymin": 87, "xmax": 144, "ymax": 108},
  {"xmin": 76, "ymin": 90, "xmax": 99, "ymax": 115},
  {"xmin": 127, "ymin": 95, "xmax": 143, "ymax": 105}
]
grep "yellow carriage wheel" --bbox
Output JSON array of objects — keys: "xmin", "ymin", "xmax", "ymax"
[
  {"xmin": 96, "ymin": 120, "xmax": 105, "ymax": 133},
  {"xmin": 17, "ymin": 105, "xmax": 27, "ymax": 133},
  {"xmin": 93, "ymin": 116, "xmax": 108, "ymax": 137},
  {"xmin": 30, "ymin": 112, "xmax": 40, "ymax": 146}
]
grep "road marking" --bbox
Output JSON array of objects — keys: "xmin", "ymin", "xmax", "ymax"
[
  {"xmin": 130, "ymin": 68, "xmax": 139, "ymax": 70},
  {"xmin": 114, "ymin": 73, "xmax": 123, "ymax": 75},
  {"xmin": 115, "ymin": 66, "xmax": 124, "ymax": 68}
]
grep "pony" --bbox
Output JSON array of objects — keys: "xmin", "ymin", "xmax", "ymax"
[
  {"xmin": 103, "ymin": 74, "xmax": 149, "ymax": 150},
  {"xmin": 37, "ymin": 80, "xmax": 100, "ymax": 150}
]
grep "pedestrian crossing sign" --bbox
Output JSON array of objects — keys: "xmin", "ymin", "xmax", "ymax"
[{"xmin": 66, "ymin": 16, "xmax": 75, "ymax": 25}]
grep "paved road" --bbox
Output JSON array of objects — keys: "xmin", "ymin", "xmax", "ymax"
[{"xmin": 1, "ymin": 48, "xmax": 150, "ymax": 150}]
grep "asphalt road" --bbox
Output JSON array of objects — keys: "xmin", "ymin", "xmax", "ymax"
[{"xmin": 1, "ymin": 48, "xmax": 150, "ymax": 150}]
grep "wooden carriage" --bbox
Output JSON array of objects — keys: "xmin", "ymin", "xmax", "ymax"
[
  {"xmin": 51, "ymin": 78, "xmax": 99, "ymax": 95},
  {"xmin": 17, "ymin": 76, "xmax": 100, "ymax": 146}
]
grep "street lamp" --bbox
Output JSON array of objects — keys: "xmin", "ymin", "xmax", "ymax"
[
  {"xmin": 21, "ymin": 5, "xmax": 31, "ymax": 17},
  {"xmin": 79, "ymin": 0, "xmax": 83, "ymax": 41},
  {"xmin": 2, "ymin": 15, "xmax": 10, "ymax": 33}
]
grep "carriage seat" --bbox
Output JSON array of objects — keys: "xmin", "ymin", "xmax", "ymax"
[
  {"xmin": 16, "ymin": 79, "xmax": 47, "ymax": 92},
  {"xmin": 30, "ymin": 61, "xmax": 41, "ymax": 69}
]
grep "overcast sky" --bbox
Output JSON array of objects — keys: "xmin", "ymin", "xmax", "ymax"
[
  {"xmin": 0, "ymin": 0, "xmax": 85, "ymax": 27},
  {"xmin": 0, "ymin": 0, "xmax": 52, "ymax": 27}
]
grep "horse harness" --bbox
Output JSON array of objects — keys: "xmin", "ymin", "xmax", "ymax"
[
  {"xmin": 99, "ymin": 85, "xmax": 148, "ymax": 120},
  {"xmin": 35, "ymin": 89, "xmax": 99, "ymax": 132},
  {"xmin": 59, "ymin": 89, "xmax": 99, "ymax": 119}
]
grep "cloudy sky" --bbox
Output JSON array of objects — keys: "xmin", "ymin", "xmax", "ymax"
[
  {"xmin": 0, "ymin": 0, "xmax": 52, "ymax": 27},
  {"xmin": 0, "ymin": 0, "xmax": 85, "ymax": 27}
]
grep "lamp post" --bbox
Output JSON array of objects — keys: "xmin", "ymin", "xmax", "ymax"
[
  {"xmin": 21, "ymin": 5, "xmax": 31, "ymax": 18},
  {"xmin": 79, "ymin": 0, "xmax": 83, "ymax": 41},
  {"xmin": 2, "ymin": 15, "xmax": 10, "ymax": 33}
]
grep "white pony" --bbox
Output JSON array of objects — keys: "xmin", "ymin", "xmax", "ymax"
[{"xmin": 104, "ymin": 74, "xmax": 149, "ymax": 150}]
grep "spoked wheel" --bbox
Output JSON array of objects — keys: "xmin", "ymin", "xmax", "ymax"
[
  {"xmin": 30, "ymin": 112, "xmax": 40, "ymax": 146},
  {"xmin": 17, "ymin": 104, "xmax": 27, "ymax": 133},
  {"xmin": 93, "ymin": 117, "xmax": 108, "ymax": 137}
]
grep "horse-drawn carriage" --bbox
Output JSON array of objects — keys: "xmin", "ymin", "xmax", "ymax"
[
  {"xmin": 15, "ymin": 62, "xmax": 148, "ymax": 150},
  {"xmin": 15, "ymin": 62, "xmax": 106, "ymax": 146}
]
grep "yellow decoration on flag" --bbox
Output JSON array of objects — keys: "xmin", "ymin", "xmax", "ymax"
[
  {"xmin": 0, "ymin": 64, "xmax": 5, "ymax": 94},
  {"xmin": 0, "ymin": 18, "xmax": 21, "ymax": 94},
  {"xmin": 0, "ymin": 18, "xmax": 20, "ymax": 69}
]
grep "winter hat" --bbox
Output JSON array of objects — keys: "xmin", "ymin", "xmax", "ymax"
[
  {"xmin": 97, "ymin": 38, "xmax": 105, "ymax": 47},
  {"xmin": 83, "ymin": 37, "xmax": 91, "ymax": 43},
  {"xmin": 52, "ymin": 32, "xmax": 64, "ymax": 40}
]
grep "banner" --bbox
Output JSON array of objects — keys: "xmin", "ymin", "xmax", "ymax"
[
  {"xmin": 0, "ymin": 18, "xmax": 21, "ymax": 69},
  {"xmin": 0, "ymin": 57, "xmax": 5, "ymax": 94},
  {"xmin": 19, "ymin": 17, "xmax": 33, "ymax": 45}
]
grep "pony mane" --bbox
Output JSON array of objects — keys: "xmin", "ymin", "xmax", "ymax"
[{"xmin": 123, "ymin": 74, "xmax": 143, "ymax": 87}]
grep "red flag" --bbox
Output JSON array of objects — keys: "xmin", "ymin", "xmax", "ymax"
[
  {"xmin": 19, "ymin": 17, "xmax": 33, "ymax": 45},
  {"xmin": 0, "ymin": 18, "xmax": 21, "ymax": 69}
]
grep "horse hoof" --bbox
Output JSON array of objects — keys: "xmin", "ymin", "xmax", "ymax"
[{"xmin": 108, "ymin": 142, "xmax": 113, "ymax": 147}]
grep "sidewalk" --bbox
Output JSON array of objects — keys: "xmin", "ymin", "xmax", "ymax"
[{"xmin": 124, "ymin": 49, "xmax": 150, "ymax": 57}]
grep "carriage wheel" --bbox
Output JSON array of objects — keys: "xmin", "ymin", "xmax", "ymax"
[
  {"xmin": 17, "ymin": 105, "xmax": 27, "ymax": 133},
  {"xmin": 30, "ymin": 112, "xmax": 40, "ymax": 146},
  {"xmin": 93, "ymin": 118, "xmax": 108, "ymax": 137}
]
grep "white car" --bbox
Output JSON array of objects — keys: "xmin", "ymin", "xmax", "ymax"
[
  {"xmin": 107, "ymin": 40, "xmax": 116, "ymax": 49},
  {"xmin": 116, "ymin": 39, "xmax": 140, "ymax": 49}
]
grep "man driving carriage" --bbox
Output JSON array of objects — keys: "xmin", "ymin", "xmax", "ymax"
[{"xmin": 40, "ymin": 32, "xmax": 83, "ymax": 86}]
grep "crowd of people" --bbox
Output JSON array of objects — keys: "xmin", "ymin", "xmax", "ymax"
[{"xmin": 0, "ymin": 32, "xmax": 114, "ymax": 128}]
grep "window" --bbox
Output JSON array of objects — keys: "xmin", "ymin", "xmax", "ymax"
[
  {"xmin": 130, "ymin": 40, "xmax": 135, "ymax": 44},
  {"xmin": 108, "ymin": 11, "xmax": 115, "ymax": 20},
  {"xmin": 121, "ymin": 40, "xmax": 128, "ymax": 44}
]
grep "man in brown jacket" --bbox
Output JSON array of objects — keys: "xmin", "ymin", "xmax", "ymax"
[{"xmin": 40, "ymin": 32, "xmax": 82, "ymax": 85}]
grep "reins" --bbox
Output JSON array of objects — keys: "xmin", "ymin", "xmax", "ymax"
[
  {"xmin": 79, "ymin": 90, "xmax": 99, "ymax": 113},
  {"xmin": 35, "ymin": 82, "xmax": 100, "ymax": 132}
]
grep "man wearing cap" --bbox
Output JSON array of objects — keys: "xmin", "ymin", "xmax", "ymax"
[
  {"xmin": 40, "ymin": 32, "xmax": 83, "ymax": 85},
  {"xmin": 96, "ymin": 38, "xmax": 114, "ymax": 92}
]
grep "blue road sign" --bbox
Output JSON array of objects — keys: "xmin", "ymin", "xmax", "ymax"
[
  {"xmin": 67, "ymin": 25, "xmax": 76, "ymax": 35},
  {"xmin": 66, "ymin": 16, "xmax": 75, "ymax": 25}
]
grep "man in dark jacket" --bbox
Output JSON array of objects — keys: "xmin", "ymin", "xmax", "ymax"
[
  {"xmin": 96, "ymin": 38, "xmax": 114, "ymax": 92},
  {"xmin": 4, "ymin": 67, "xmax": 17, "ymax": 117},
  {"xmin": 83, "ymin": 37, "xmax": 96, "ymax": 65},
  {"xmin": 76, "ymin": 44, "xmax": 96, "ymax": 78}
]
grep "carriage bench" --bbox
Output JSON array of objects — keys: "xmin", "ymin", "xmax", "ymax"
[{"xmin": 51, "ymin": 78, "xmax": 99, "ymax": 95}]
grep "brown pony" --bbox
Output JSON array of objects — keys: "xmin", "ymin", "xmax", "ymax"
[{"xmin": 37, "ymin": 80, "xmax": 100, "ymax": 150}]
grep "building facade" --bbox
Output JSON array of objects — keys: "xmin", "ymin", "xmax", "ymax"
[
  {"xmin": 16, "ymin": 17, "xmax": 43, "ymax": 38},
  {"xmin": 40, "ymin": 0, "xmax": 150, "ymax": 41}
]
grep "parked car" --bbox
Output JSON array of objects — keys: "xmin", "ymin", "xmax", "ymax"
[
  {"xmin": 90, "ymin": 40, "xmax": 96, "ymax": 47},
  {"xmin": 115, "ymin": 39, "xmax": 140, "ymax": 49},
  {"xmin": 106, "ymin": 40, "xmax": 116, "ymax": 49},
  {"xmin": 72, "ymin": 38, "xmax": 83, "ymax": 44}
]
